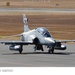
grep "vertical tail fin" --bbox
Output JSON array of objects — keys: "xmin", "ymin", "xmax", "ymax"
[{"xmin": 23, "ymin": 14, "xmax": 30, "ymax": 32}]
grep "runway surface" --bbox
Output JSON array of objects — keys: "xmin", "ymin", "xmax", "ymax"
[
  {"xmin": 0, "ymin": 44, "xmax": 75, "ymax": 67},
  {"xmin": 0, "ymin": 8, "xmax": 75, "ymax": 13},
  {"xmin": 0, "ymin": 8, "xmax": 75, "ymax": 67}
]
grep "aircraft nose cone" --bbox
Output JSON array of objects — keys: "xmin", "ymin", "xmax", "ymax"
[
  {"xmin": 45, "ymin": 38, "xmax": 56, "ymax": 44},
  {"xmin": 45, "ymin": 38, "xmax": 56, "ymax": 48}
]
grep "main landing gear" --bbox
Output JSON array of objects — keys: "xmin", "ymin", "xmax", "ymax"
[{"xmin": 19, "ymin": 45, "xmax": 23, "ymax": 54}]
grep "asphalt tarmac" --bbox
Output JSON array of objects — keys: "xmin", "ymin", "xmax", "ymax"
[{"xmin": 0, "ymin": 44, "xmax": 75, "ymax": 67}]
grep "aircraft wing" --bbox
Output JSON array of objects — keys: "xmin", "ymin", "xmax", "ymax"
[
  {"xmin": 56, "ymin": 40, "xmax": 75, "ymax": 43},
  {"xmin": 0, "ymin": 41, "xmax": 33, "ymax": 45}
]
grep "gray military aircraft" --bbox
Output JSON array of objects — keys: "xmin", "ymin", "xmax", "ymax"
[{"xmin": 0, "ymin": 15, "xmax": 75, "ymax": 54}]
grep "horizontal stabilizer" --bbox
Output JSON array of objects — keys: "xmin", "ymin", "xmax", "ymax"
[
  {"xmin": 56, "ymin": 40, "xmax": 75, "ymax": 43},
  {"xmin": 0, "ymin": 41, "xmax": 33, "ymax": 45}
]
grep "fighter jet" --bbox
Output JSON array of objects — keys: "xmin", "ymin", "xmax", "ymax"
[{"xmin": 0, "ymin": 15, "xmax": 75, "ymax": 54}]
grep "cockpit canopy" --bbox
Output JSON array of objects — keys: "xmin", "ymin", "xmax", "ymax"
[{"xmin": 36, "ymin": 27, "xmax": 52, "ymax": 37}]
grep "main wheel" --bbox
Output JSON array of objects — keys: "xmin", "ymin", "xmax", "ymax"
[{"xmin": 19, "ymin": 49, "xmax": 23, "ymax": 54}]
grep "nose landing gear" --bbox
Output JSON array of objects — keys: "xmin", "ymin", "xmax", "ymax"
[
  {"xmin": 48, "ymin": 47, "xmax": 54, "ymax": 54},
  {"xmin": 34, "ymin": 45, "xmax": 44, "ymax": 51}
]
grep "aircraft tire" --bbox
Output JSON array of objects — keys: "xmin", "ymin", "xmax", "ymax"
[{"xmin": 19, "ymin": 49, "xmax": 23, "ymax": 54}]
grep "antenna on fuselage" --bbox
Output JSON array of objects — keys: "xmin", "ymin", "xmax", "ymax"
[{"xmin": 23, "ymin": 14, "xmax": 30, "ymax": 32}]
